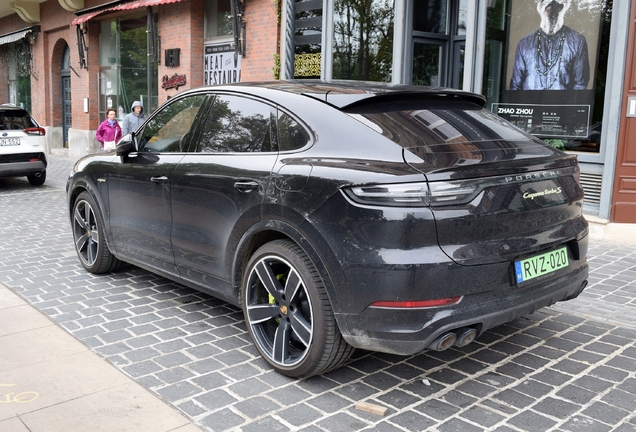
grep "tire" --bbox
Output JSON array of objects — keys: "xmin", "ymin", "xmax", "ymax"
[
  {"xmin": 27, "ymin": 171, "xmax": 46, "ymax": 186},
  {"xmin": 242, "ymin": 239, "xmax": 354, "ymax": 378},
  {"xmin": 72, "ymin": 191, "xmax": 122, "ymax": 273}
]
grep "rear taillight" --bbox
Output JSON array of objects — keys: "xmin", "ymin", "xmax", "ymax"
[
  {"xmin": 428, "ymin": 181, "xmax": 479, "ymax": 205},
  {"xmin": 24, "ymin": 127, "xmax": 45, "ymax": 136},
  {"xmin": 346, "ymin": 182, "xmax": 430, "ymax": 207},
  {"xmin": 344, "ymin": 180, "xmax": 479, "ymax": 207}
]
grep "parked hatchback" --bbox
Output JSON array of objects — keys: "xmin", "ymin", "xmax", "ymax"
[
  {"xmin": 66, "ymin": 81, "xmax": 589, "ymax": 377},
  {"xmin": 0, "ymin": 104, "xmax": 47, "ymax": 185}
]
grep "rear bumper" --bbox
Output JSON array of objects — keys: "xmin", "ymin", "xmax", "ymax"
[
  {"xmin": 337, "ymin": 236, "xmax": 589, "ymax": 355},
  {"xmin": 0, "ymin": 153, "xmax": 47, "ymax": 178}
]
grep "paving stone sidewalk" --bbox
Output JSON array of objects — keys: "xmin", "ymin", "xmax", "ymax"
[{"xmin": 0, "ymin": 155, "xmax": 635, "ymax": 432}]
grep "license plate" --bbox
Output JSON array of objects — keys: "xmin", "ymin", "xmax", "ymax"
[
  {"xmin": 0, "ymin": 138, "xmax": 20, "ymax": 146},
  {"xmin": 515, "ymin": 247, "xmax": 569, "ymax": 284}
]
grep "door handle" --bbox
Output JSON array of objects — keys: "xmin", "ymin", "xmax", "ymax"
[
  {"xmin": 234, "ymin": 180, "xmax": 259, "ymax": 192},
  {"xmin": 150, "ymin": 176, "xmax": 168, "ymax": 184}
]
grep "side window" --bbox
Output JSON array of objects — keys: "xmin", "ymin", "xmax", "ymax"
[
  {"xmin": 137, "ymin": 94, "xmax": 207, "ymax": 152},
  {"xmin": 198, "ymin": 95, "xmax": 273, "ymax": 153},
  {"xmin": 277, "ymin": 111, "xmax": 310, "ymax": 151}
]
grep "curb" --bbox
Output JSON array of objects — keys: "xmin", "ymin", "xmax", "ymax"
[{"xmin": 586, "ymin": 215, "xmax": 636, "ymax": 244}]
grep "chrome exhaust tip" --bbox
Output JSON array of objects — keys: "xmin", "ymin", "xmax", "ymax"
[
  {"xmin": 428, "ymin": 332, "xmax": 457, "ymax": 351},
  {"xmin": 454, "ymin": 328, "xmax": 477, "ymax": 347}
]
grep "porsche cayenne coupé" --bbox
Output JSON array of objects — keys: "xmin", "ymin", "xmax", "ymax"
[{"xmin": 67, "ymin": 81, "xmax": 589, "ymax": 377}]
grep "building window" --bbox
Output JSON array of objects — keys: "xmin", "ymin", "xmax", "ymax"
[
  {"xmin": 332, "ymin": 0, "xmax": 394, "ymax": 82},
  {"xmin": 203, "ymin": 0, "xmax": 241, "ymax": 85},
  {"xmin": 98, "ymin": 14, "xmax": 159, "ymax": 123},
  {"xmin": 290, "ymin": 0, "xmax": 394, "ymax": 82},
  {"xmin": 2, "ymin": 40, "xmax": 32, "ymax": 112},
  {"xmin": 205, "ymin": 0, "xmax": 233, "ymax": 42},
  {"xmin": 411, "ymin": 0, "xmax": 468, "ymax": 89}
]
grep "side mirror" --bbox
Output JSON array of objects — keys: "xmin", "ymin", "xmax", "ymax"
[{"xmin": 116, "ymin": 134, "xmax": 136, "ymax": 156}]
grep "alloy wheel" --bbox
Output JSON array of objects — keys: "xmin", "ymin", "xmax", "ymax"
[
  {"xmin": 245, "ymin": 255, "xmax": 314, "ymax": 367},
  {"xmin": 73, "ymin": 199, "xmax": 100, "ymax": 267}
]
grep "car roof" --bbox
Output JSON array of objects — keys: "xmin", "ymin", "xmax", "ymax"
[
  {"xmin": 0, "ymin": 104, "xmax": 29, "ymax": 113},
  {"xmin": 182, "ymin": 80, "xmax": 487, "ymax": 109}
]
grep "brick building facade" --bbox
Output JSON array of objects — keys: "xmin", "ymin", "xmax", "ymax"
[{"xmin": 0, "ymin": 0, "xmax": 278, "ymax": 157}]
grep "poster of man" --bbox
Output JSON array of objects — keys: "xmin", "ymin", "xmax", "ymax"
[
  {"xmin": 494, "ymin": 0, "xmax": 604, "ymax": 139},
  {"xmin": 510, "ymin": 0, "xmax": 590, "ymax": 90}
]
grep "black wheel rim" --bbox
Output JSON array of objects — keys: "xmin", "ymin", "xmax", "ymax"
[
  {"xmin": 246, "ymin": 255, "xmax": 314, "ymax": 367},
  {"xmin": 73, "ymin": 199, "xmax": 99, "ymax": 267}
]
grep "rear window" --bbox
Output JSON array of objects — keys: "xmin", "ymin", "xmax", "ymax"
[
  {"xmin": 0, "ymin": 109, "xmax": 37, "ymax": 130},
  {"xmin": 345, "ymin": 98, "xmax": 534, "ymax": 149}
]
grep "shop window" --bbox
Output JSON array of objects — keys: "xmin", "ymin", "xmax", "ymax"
[
  {"xmin": 289, "ymin": 0, "xmax": 394, "ymax": 81},
  {"xmin": 98, "ymin": 14, "xmax": 159, "ymax": 124},
  {"xmin": 204, "ymin": 0, "xmax": 233, "ymax": 42},
  {"xmin": 332, "ymin": 0, "xmax": 394, "ymax": 82},
  {"xmin": 1, "ymin": 39, "xmax": 32, "ymax": 112},
  {"xmin": 411, "ymin": 0, "xmax": 467, "ymax": 89},
  {"xmin": 414, "ymin": 0, "xmax": 448, "ymax": 34},
  {"xmin": 484, "ymin": 0, "xmax": 612, "ymax": 154}
]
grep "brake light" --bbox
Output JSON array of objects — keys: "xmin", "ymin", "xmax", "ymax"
[
  {"xmin": 24, "ymin": 127, "xmax": 46, "ymax": 136},
  {"xmin": 345, "ymin": 182, "xmax": 430, "ymax": 207},
  {"xmin": 369, "ymin": 296, "xmax": 462, "ymax": 309},
  {"xmin": 344, "ymin": 180, "xmax": 479, "ymax": 207}
]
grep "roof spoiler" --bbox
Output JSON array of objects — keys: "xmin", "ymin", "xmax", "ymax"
[{"xmin": 301, "ymin": 88, "xmax": 487, "ymax": 110}]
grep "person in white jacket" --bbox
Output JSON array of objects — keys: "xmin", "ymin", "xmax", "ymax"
[{"xmin": 122, "ymin": 101, "xmax": 146, "ymax": 135}]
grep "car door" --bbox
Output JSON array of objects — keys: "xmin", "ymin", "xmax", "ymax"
[
  {"xmin": 107, "ymin": 93, "xmax": 209, "ymax": 274},
  {"xmin": 170, "ymin": 94, "xmax": 278, "ymax": 298}
]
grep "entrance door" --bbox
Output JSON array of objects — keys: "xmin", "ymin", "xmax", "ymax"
[
  {"xmin": 61, "ymin": 45, "xmax": 72, "ymax": 148},
  {"xmin": 611, "ymin": 0, "xmax": 636, "ymax": 222},
  {"xmin": 411, "ymin": 0, "xmax": 468, "ymax": 89}
]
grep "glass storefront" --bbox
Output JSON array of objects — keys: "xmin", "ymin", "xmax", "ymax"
[
  {"xmin": 291, "ymin": 0, "xmax": 394, "ymax": 81},
  {"xmin": 332, "ymin": 0, "xmax": 394, "ymax": 82},
  {"xmin": 3, "ymin": 40, "xmax": 32, "ymax": 112},
  {"xmin": 412, "ymin": 0, "xmax": 467, "ymax": 88},
  {"xmin": 288, "ymin": 0, "xmax": 612, "ymax": 157},
  {"xmin": 99, "ymin": 14, "xmax": 159, "ymax": 123},
  {"xmin": 203, "ymin": 0, "xmax": 242, "ymax": 85}
]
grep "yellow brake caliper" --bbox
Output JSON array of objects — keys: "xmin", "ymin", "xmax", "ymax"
[{"xmin": 270, "ymin": 274, "xmax": 285, "ymax": 322}]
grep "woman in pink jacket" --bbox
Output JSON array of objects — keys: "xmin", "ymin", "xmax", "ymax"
[{"xmin": 96, "ymin": 108, "xmax": 122, "ymax": 151}]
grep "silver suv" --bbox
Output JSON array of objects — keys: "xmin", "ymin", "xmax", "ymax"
[{"xmin": 0, "ymin": 105, "xmax": 47, "ymax": 186}]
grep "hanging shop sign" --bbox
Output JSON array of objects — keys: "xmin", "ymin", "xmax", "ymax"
[
  {"xmin": 494, "ymin": 0, "xmax": 603, "ymax": 139},
  {"xmin": 204, "ymin": 44, "xmax": 241, "ymax": 85},
  {"xmin": 162, "ymin": 73, "xmax": 187, "ymax": 90}
]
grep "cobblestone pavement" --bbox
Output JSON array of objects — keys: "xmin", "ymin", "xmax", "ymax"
[{"xmin": 1, "ymin": 155, "xmax": 635, "ymax": 432}]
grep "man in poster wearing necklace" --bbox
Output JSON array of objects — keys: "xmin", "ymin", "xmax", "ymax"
[{"xmin": 510, "ymin": 0, "xmax": 589, "ymax": 91}]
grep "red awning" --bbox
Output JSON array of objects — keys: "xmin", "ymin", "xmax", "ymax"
[{"xmin": 72, "ymin": 0, "xmax": 185, "ymax": 25}]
